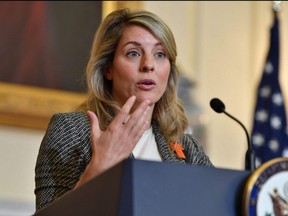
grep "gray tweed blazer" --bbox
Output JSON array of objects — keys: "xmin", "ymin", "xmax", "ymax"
[{"xmin": 35, "ymin": 112, "xmax": 213, "ymax": 210}]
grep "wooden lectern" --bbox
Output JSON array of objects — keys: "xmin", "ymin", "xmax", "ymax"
[{"xmin": 34, "ymin": 159, "xmax": 251, "ymax": 216}]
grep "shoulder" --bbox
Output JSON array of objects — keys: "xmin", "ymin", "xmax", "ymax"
[
  {"xmin": 181, "ymin": 134, "xmax": 214, "ymax": 167},
  {"xmin": 37, "ymin": 112, "xmax": 92, "ymax": 169},
  {"xmin": 42, "ymin": 112, "xmax": 91, "ymax": 149},
  {"xmin": 180, "ymin": 133, "xmax": 203, "ymax": 153},
  {"xmin": 35, "ymin": 112, "xmax": 92, "ymax": 207},
  {"xmin": 50, "ymin": 112, "xmax": 89, "ymax": 125},
  {"xmin": 181, "ymin": 133, "xmax": 200, "ymax": 147},
  {"xmin": 47, "ymin": 111, "xmax": 90, "ymax": 132}
]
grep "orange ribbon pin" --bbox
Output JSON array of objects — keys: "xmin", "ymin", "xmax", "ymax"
[{"xmin": 169, "ymin": 141, "xmax": 186, "ymax": 159}]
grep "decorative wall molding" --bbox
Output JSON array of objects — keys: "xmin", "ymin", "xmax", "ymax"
[{"xmin": 0, "ymin": 82, "xmax": 85, "ymax": 130}]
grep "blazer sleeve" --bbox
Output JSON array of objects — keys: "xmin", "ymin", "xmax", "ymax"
[
  {"xmin": 34, "ymin": 112, "xmax": 91, "ymax": 211},
  {"xmin": 181, "ymin": 134, "xmax": 214, "ymax": 167}
]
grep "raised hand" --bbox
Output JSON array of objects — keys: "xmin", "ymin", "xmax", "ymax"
[{"xmin": 74, "ymin": 96, "xmax": 151, "ymax": 188}]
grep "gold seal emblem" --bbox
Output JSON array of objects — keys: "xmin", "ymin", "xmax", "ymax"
[{"xmin": 243, "ymin": 157, "xmax": 288, "ymax": 216}]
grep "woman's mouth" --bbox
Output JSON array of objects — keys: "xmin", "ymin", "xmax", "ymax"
[{"xmin": 136, "ymin": 79, "xmax": 156, "ymax": 90}]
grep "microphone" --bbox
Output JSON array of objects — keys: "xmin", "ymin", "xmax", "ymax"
[{"xmin": 210, "ymin": 98, "xmax": 255, "ymax": 171}]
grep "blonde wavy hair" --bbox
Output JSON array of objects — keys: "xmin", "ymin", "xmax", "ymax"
[{"xmin": 78, "ymin": 8, "xmax": 188, "ymax": 142}]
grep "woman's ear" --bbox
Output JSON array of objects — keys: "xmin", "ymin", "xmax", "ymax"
[{"xmin": 104, "ymin": 67, "xmax": 112, "ymax": 80}]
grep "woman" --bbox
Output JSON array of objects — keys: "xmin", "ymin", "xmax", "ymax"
[{"xmin": 34, "ymin": 8, "xmax": 213, "ymax": 211}]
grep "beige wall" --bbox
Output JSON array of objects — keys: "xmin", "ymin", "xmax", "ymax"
[
  {"xmin": 1, "ymin": 1, "xmax": 288, "ymax": 213},
  {"xmin": 144, "ymin": 1, "xmax": 288, "ymax": 168},
  {"xmin": 192, "ymin": 1, "xmax": 254, "ymax": 168},
  {"xmin": 0, "ymin": 125, "xmax": 44, "ymax": 214}
]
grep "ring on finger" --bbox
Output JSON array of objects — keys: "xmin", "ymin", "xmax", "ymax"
[{"xmin": 122, "ymin": 115, "xmax": 131, "ymax": 125}]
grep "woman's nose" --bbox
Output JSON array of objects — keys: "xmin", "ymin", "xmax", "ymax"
[{"xmin": 140, "ymin": 55, "xmax": 154, "ymax": 72}]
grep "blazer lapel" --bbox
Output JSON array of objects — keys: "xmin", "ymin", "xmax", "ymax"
[{"xmin": 152, "ymin": 121, "xmax": 185, "ymax": 164}]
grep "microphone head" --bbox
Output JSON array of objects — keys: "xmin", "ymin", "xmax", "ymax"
[{"xmin": 210, "ymin": 98, "xmax": 225, "ymax": 113}]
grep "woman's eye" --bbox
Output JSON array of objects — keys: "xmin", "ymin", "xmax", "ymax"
[
  {"xmin": 127, "ymin": 51, "xmax": 140, "ymax": 57},
  {"xmin": 155, "ymin": 52, "xmax": 166, "ymax": 59}
]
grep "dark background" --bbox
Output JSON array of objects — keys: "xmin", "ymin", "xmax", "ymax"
[{"xmin": 0, "ymin": 1, "xmax": 102, "ymax": 93}]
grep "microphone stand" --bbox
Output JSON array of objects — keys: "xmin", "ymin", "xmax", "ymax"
[{"xmin": 223, "ymin": 111, "xmax": 256, "ymax": 171}]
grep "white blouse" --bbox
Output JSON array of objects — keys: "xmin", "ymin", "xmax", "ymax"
[{"xmin": 132, "ymin": 127, "xmax": 162, "ymax": 162}]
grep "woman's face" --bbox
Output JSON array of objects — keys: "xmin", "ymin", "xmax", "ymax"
[{"xmin": 106, "ymin": 25, "xmax": 171, "ymax": 109}]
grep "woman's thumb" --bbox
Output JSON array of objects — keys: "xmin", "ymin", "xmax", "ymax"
[{"xmin": 87, "ymin": 111, "xmax": 101, "ymax": 140}]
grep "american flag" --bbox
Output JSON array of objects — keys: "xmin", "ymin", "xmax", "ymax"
[{"xmin": 251, "ymin": 13, "xmax": 288, "ymax": 166}]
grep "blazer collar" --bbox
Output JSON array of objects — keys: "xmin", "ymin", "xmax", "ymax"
[{"xmin": 151, "ymin": 120, "xmax": 185, "ymax": 164}]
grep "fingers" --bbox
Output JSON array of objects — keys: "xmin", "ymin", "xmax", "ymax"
[
  {"xmin": 122, "ymin": 115, "xmax": 131, "ymax": 125},
  {"xmin": 87, "ymin": 110, "xmax": 102, "ymax": 144},
  {"xmin": 82, "ymin": 97, "xmax": 151, "ymax": 181},
  {"xmin": 87, "ymin": 111, "xmax": 100, "ymax": 131},
  {"xmin": 118, "ymin": 96, "xmax": 151, "ymax": 142},
  {"xmin": 126, "ymin": 102, "xmax": 150, "ymax": 135},
  {"xmin": 114, "ymin": 95, "xmax": 150, "ymax": 128},
  {"xmin": 116, "ymin": 95, "xmax": 136, "ymax": 125},
  {"xmin": 87, "ymin": 96, "xmax": 150, "ymax": 139},
  {"xmin": 123, "ymin": 95, "xmax": 136, "ymax": 111}
]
